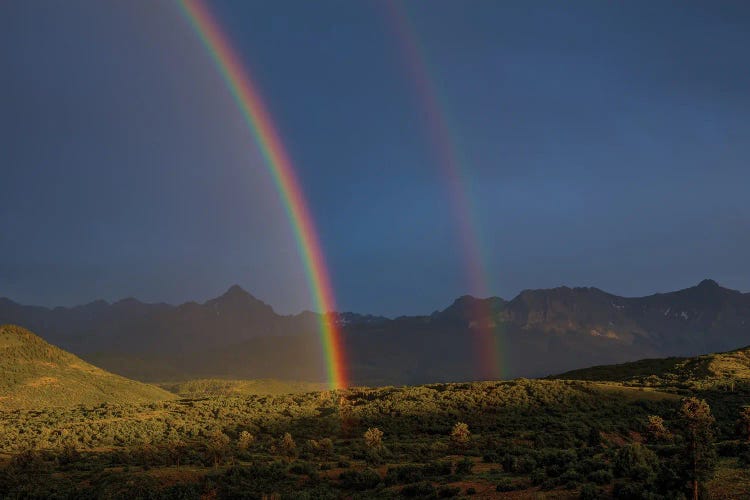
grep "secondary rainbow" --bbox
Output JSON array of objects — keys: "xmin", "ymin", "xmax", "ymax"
[
  {"xmin": 383, "ymin": 1, "xmax": 505, "ymax": 380},
  {"xmin": 176, "ymin": 0, "xmax": 347, "ymax": 389}
]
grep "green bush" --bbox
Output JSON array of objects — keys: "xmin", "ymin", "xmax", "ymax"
[
  {"xmin": 613, "ymin": 443, "xmax": 658, "ymax": 482},
  {"xmin": 401, "ymin": 481, "xmax": 436, "ymax": 497},
  {"xmin": 496, "ymin": 478, "xmax": 515, "ymax": 492},
  {"xmin": 339, "ymin": 468, "xmax": 380, "ymax": 491},
  {"xmin": 437, "ymin": 485, "xmax": 460, "ymax": 497},
  {"xmin": 455, "ymin": 457, "xmax": 473, "ymax": 475},
  {"xmin": 579, "ymin": 483, "xmax": 605, "ymax": 500},
  {"xmin": 587, "ymin": 469, "xmax": 613, "ymax": 485},
  {"xmin": 385, "ymin": 464, "xmax": 425, "ymax": 485}
]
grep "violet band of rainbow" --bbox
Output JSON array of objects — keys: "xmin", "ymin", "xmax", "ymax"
[{"xmin": 177, "ymin": 0, "xmax": 348, "ymax": 389}]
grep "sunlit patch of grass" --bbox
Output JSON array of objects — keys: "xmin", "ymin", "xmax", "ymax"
[
  {"xmin": 158, "ymin": 378, "xmax": 329, "ymax": 397},
  {"xmin": 0, "ymin": 324, "xmax": 174, "ymax": 410},
  {"xmin": 588, "ymin": 382, "xmax": 680, "ymax": 401}
]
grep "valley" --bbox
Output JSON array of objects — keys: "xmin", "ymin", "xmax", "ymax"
[{"xmin": 1, "ymin": 323, "xmax": 750, "ymax": 498}]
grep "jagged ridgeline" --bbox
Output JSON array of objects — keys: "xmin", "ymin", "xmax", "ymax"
[{"xmin": 0, "ymin": 324, "xmax": 174, "ymax": 410}]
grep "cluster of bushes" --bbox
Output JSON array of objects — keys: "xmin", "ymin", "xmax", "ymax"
[{"xmin": 0, "ymin": 380, "xmax": 748, "ymax": 497}]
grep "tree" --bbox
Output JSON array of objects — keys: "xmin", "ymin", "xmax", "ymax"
[
  {"xmin": 164, "ymin": 434, "xmax": 186, "ymax": 469},
  {"xmin": 206, "ymin": 430, "xmax": 231, "ymax": 468},
  {"xmin": 237, "ymin": 431, "xmax": 254, "ymax": 452},
  {"xmin": 364, "ymin": 427, "xmax": 384, "ymax": 450},
  {"xmin": 339, "ymin": 396, "xmax": 358, "ymax": 437},
  {"xmin": 613, "ymin": 443, "xmax": 658, "ymax": 482},
  {"xmin": 278, "ymin": 432, "xmax": 297, "ymax": 460},
  {"xmin": 587, "ymin": 426, "xmax": 601, "ymax": 447},
  {"xmin": 738, "ymin": 407, "xmax": 750, "ymax": 442},
  {"xmin": 450, "ymin": 422, "xmax": 471, "ymax": 448},
  {"xmin": 645, "ymin": 415, "xmax": 671, "ymax": 443},
  {"xmin": 679, "ymin": 398, "xmax": 716, "ymax": 500}
]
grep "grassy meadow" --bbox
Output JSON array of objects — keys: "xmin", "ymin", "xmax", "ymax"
[{"xmin": 2, "ymin": 375, "xmax": 750, "ymax": 498}]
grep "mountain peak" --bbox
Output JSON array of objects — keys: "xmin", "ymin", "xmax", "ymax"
[
  {"xmin": 206, "ymin": 284, "xmax": 275, "ymax": 314},
  {"xmin": 224, "ymin": 284, "xmax": 250, "ymax": 296},
  {"xmin": 214, "ymin": 284, "xmax": 262, "ymax": 303},
  {"xmin": 697, "ymin": 279, "xmax": 720, "ymax": 289}
]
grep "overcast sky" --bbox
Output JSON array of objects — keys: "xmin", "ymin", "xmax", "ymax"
[{"xmin": 1, "ymin": 1, "xmax": 749, "ymax": 316}]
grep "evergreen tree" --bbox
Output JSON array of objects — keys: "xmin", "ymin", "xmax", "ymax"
[{"xmin": 679, "ymin": 398, "xmax": 716, "ymax": 500}]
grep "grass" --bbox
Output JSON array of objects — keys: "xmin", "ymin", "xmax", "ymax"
[
  {"xmin": 158, "ymin": 378, "xmax": 329, "ymax": 397},
  {"xmin": 1, "ymin": 327, "xmax": 749, "ymax": 497},
  {"xmin": 552, "ymin": 345, "xmax": 750, "ymax": 390},
  {"xmin": 0, "ymin": 324, "xmax": 174, "ymax": 410},
  {"xmin": 707, "ymin": 458, "xmax": 750, "ymax": 499}
]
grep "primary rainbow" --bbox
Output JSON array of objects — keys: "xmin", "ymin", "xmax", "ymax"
[
  {"xmin": 176, "ymin": 0, "xmax": 348, "ymax": 389},
  {"xmin": 383, "ymin": 1, "xmax": 505, "ymax": 380}
]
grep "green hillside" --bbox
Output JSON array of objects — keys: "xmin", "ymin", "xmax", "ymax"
[
  {"xmin": 0, "ymin": 324, "xmax": 175, "ymax": 409},
  {"xmin": 552, "ymin": 345, "xmax": 750, "ymax": 388},
  {"xmin": 158, "ymin": 378, "xmax": 329, "ymax": 397}
]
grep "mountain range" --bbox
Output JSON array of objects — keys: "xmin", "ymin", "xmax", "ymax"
[{"xmin": 1, "ymin": 279, "xmax": 749, "ymax": 385}]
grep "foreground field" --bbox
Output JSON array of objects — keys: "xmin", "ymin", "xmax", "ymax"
[{"xmin": 1, "ymin": 377, "xmax": 749, "ymax": 498}]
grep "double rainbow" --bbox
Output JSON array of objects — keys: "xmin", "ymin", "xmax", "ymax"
[
  {"xmin": 383, "ymin": 1, "xmax": 504, "ymax": 380},
  {"xmin": 177, "ymin": 0, "xmax": 347, "ymax": 389}
]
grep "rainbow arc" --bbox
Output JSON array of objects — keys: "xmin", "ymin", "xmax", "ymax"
[{"xmin": 177, "ymin": 0, "xmax": 347, "ymax": 389}]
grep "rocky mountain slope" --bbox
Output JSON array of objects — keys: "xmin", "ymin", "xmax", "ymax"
[{"xmin": 1, "ymin": 279, "xmax": 748, "ymax": 384}]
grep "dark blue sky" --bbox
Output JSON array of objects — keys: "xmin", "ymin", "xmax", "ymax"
[{"xmin": 2, "ymin": 1, "xmax": 749, "ymax": 316}]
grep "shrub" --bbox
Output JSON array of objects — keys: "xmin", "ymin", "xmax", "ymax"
[
  {"xmin": 612, "ymin": 480, "xmax": 651, "ymax": 499},
  {"xmin": 437, "ymin": 485, "xmax": 460, "ymax": 497},
  {"xmin": 496, "ymin": 478, "xmax": 515, "ymax": 492},
  {"xmin": 612, "ymin": 443, "xmax": 658, "ymax": 482},
  {"xmin": 276, "ymin": 433, "xmax": 297, "ymax": 460},
  {"xmin": 540, "ymin": 478, "xmax": 558, "ymax": 490},
  {"xmin": 579, "ymin": 483, "xmax": 605, "ymax": 500},
  {"xmin": 289, "ymin": 461, "xmax": 316, "ymax": 476},
  {"xmin": 645, "ymin": 415, "xmax": 671, "ymax": 443},
  {"xmin": 425, "ymin": 460, "xmax": 452, "ymax": 476},
  {"xmin": 455, "ymin": 457, "xmax": 473, "ymax": 475},
  {"xmin": 237, "ymin": 431, "xmax": 254, "ymax": 451},
  {"xmin": 587, "ymin": 469, "xmax": 613, "ymax": 485},
  {"xmin": 560, "ymin": 469, "xmax": 582, "ymax": 483},
  {"xmin": 716, "ymin": 440, "xmax": 742, "ymax": 457},
  {"xmin": 401, "ymin": 482, "xmax": 436, "ymax": 497},
  {"xmin": 385, "ymin": 464, "xmax": 425, "ymax": 485},
  {"xmin": 530, "ymin": 468, "xmax": 546, "ymax": 485},
  {"xmin": 339, "ymin": 468, "xmax": 380, "ymax": 491},
  {"xmin": 450, "ymin": 422, "xmax": 470, "ymax": 447},
  {"xmin": 516, "ymin": 456, "xmax": 537, "ymax": 474},
  {"xmin": 364, "ymin": 427, "xmax": 384, "ymax": 449}
]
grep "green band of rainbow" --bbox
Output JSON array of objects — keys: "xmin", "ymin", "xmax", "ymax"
[
  {"xmin": 177, "ymin": 0, "xmax": 347, "ymax": 389},
  {"xmin": 384, "ymin": 1, "xmax": 504, "ymax": 380}
]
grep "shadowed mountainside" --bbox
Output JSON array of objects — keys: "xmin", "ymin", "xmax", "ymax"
[
  {"xmin": 1, "ymin": 279, "xmax": 749, "ymax": 385},
  {"xmin": 0, "ymin": 324, "xmax": 174, "ymax": 409}
]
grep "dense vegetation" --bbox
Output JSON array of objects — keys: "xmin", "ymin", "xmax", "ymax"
[
  {"xmin": 2, "ymin": 323, "xmax": 750, "ymax": 498},
  {"xmin": 0, "ymin": 325, "xmax": 173, "ymax": 410},
  {"xmin": 158, "ymin": 378, "xmax": 329, "ymax": 397},
  {"xmin": 2, "ymin": 375, "xmax": 749, "ymax": 498},
  {"xmin": 553, "ymin": 345, "xmax": 750, "ymax": 391}
]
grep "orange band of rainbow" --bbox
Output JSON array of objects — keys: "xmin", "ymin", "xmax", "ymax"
[{"xmin": 177, "ymin": 0, "xmax": 347, "ymax": 389}]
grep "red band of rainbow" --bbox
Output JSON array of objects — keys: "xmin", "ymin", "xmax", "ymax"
[
  {"xmin": 383, "ymin": 1, "xmax": 504, "ymax": 380},
  {"xmin": 177, "ymin": 0, "xmax": 347, "ymax": 389}
]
